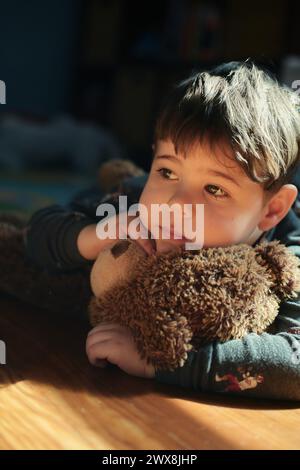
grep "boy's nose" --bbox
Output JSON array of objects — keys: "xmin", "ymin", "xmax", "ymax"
[
  {"xmin": 166, "ymin": 188, "xmax": 204, "ymax": 232},
  {"xmin": 167, "ymin": 186, "xmax": 204, "ymax": 210}
]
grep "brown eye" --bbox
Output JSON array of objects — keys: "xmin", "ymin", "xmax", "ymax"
[
  {"xmin": 205, "ymin": 184, "xmax": 228, "ymax": 199},
  {"xmin": 156, "ymin": 168, "xmax": 177, "ymax": 180}
]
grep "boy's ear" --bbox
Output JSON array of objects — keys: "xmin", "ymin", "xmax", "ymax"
[{"xmin": 258, "ymin": 184, "xmax": 298, "ymax": 231}]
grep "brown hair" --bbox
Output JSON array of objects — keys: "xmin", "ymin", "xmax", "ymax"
[{"xmin": 154, "ymin": 61, "xmax": 300, "ymax": 193}]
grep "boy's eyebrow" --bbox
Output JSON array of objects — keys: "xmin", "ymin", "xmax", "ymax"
[
  {"xmin": 155, "ymin": 154, "xmax": 242, "ymax": 188},
  {"xmin": 155, "ymin": 154, "xmax": 179, "ymax": 163},
  {"xmin": 206, "ymin": 169, "xmax": 241, "ymax": 188}
]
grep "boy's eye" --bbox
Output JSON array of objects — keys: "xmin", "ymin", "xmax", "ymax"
[
  {"xmin": 205, "ymin": 184, "xmax": 228, "ymax": 199},
  {"xmin": 156, "ymin": 169, "xmax": 228, "ymax": 199},
  {"xmin": 156, "ymin": 168, "xmax": 178, "ymax": 180}
]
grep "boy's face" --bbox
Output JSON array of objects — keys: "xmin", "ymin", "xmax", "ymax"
[{"xmin": 138, "ymin": 138, "xmax": 272, "ymax": 253}]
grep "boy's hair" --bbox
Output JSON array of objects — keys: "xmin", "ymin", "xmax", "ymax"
[{"xmin": 154, "ymin": 61, "xmax": 300, "ymax": 193}]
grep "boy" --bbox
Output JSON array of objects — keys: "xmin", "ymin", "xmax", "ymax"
[{"xmin": 25, "ymin": 61, "xmax": 300, "ymax": 400}]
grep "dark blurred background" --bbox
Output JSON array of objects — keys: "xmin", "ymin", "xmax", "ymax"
[{"xmin": 0, "ymin": 0, "xmax": 300, "ymax": 216}]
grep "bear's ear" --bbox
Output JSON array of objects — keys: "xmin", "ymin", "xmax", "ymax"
[{"xmin": 254, "ymin": 240, "xmax": 300, "ymax": 299}]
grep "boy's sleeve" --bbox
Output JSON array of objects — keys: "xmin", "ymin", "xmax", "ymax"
[
  {"xmin": 24, "ymin": 185, "xmax": 127, "ymax": 272},
  {"xmin": 24, "ymin": 204, "xmax": 96, "ymax": 272},
  {"xmin": 155, "ymin": 291, "xmax": 300, "ymax": 401}
]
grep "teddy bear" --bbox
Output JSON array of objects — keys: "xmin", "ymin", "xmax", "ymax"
[
  {"xmin": 0, "ymin": 158, "xmax": 300, "ymax": 373},
  {"xmin": 88, "ymin": 238, "xmax": 300, "ymax": 371}
]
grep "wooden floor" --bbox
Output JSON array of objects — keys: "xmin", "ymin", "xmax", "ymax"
[{"xmin": 0, "ymin": 295, "xmax": 300, "ymax": 450}]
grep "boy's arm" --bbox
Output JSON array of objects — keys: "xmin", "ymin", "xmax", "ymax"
[
  {"xmin": 24, "ymin": 204, "xmax": 97, "ymax": 272},
  {"xmin": 23, "ymin": 186, "xmax": 126, "ymax": 272},
  {"xmin": 155, "ymin": 294, "xmax": 300, "ymax": 401},
  {"xmin": 24, "ymin": 175, "xmax": 150, "ymax": 272}
]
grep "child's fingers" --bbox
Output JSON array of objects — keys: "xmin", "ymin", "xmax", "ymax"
[
  {"xmin": 94, "ymin": 358, "xmax": 108, "ymax": 368},
  {"xmin": 86, "ymin": 331, "xmax": 112, "ymax": 350},
  {"xmin": 86, "ymin": 339, "xmax": 117, "ymax": 366},
  {"xmin": 128, "ymin": 217, "xmax": 157, "ymax": 256},
  {"xmin": 117, "ymin": 212, "xmax": 156, "ymax": 255},
  {"xmin": 132, "ymin": 237, "xmax": 156, "ymax": 256},
  {"xmin": 87, "ymin": 323, "xmax": 121, "ymax": 336},
  {"xmin": 86, "ymin": 325, "xmax": 130, "ymax": 351},
  {"xmin": 86, "ymin": 339, "xmax": 108, "ymax": 364}
]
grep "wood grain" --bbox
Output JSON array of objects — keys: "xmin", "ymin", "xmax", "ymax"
[{"xmin": 0, "ymin": 294, "xmax": 299, "ymax": 450}]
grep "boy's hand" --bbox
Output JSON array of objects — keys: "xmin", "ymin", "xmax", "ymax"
[
  {"xmin": 86, "ymin": 323, "xmax": 156, "ymax": 379},
  {"xmin": 77, "ymin": 213, "xmax": 156, "ymax": 260},
  {"xmin": 117, "ymin": 213, "xmax": 156, "ymax": 256}
]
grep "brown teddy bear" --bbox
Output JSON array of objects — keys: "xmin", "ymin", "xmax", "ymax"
[{"xmin": 88, "ymin": 238, "xmax": 300, "ymax": 372}]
